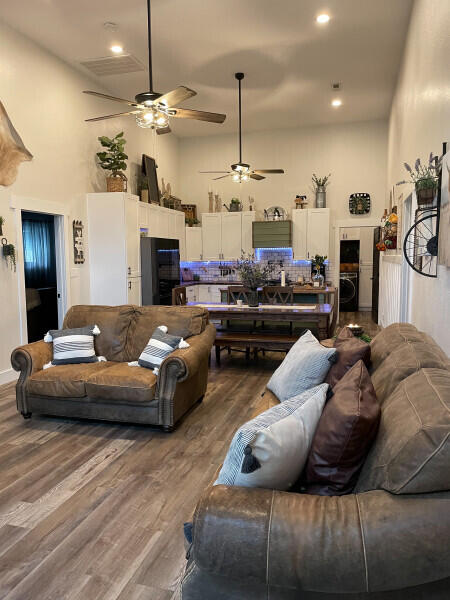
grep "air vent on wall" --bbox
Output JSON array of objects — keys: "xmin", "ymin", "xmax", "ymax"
[
  {"xmin": 331, "ymin": 82, "xmax": 342, "ymax": 90},
  {"xmin": 80, "ymin": 54, "xmax": 145, "ymax": 77}
]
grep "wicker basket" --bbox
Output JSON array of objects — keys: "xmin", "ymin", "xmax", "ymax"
[{"xmin": 106, "ymin": 175, "xmax": 125, "ymax": 193}]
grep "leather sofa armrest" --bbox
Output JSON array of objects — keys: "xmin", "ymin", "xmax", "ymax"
[
  {"xmin": 160, "ymin": 323, "xmax": 216, "ymax": 383},
  {"xmin": 192, "ymin": 485, "xmax": 450, "ymax": 594},
  {"xmin": 11, "ymin": 340, "xmax": 53, "ymax": 378}
]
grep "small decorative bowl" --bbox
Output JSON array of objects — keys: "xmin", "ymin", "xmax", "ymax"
[{"xmin": 347, "ymin": 324, "xmax": 363, "ymax": 336}]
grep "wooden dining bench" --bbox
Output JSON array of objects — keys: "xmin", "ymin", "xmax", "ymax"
[{"xmin": 214, "ymin": 330, "xmax": 303, "ymax": 365}]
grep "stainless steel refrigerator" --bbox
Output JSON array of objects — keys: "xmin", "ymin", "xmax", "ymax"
[{"xmin": 140, "ymin": 237, "xmax": 180, "ymax": 305}]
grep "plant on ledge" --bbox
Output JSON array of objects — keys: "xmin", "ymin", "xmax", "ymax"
[
  {"xmin": 312, "ymin": 173, "xmax": 331, "ymax": 208},
  {"xmin": 235, "ymin": 252, "xmax": 274, "ymax": 306},
  {"xmin": 2, "ymin": 242, "xmax": 16, "ymax": 271},
  {"xmin": 397, "ymin": 153, "xmax": 442, "ymax": 205},
  {"xmin": 96, "ymin": 132, "xmax": 128, "ymax": 193}
]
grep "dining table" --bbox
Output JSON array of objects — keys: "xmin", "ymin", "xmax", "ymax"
[{"xmin": 187, "ymin": 302, "xmax": 333, "ymax": 340}]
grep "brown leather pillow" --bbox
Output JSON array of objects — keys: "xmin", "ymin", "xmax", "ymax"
[
  {"xmin": 325, "ymin": 327, "xmax": 371, "ymax": 388},
  {"xmin": 304, "ymin": 360, "xmax": 380, "ymax": 496}
]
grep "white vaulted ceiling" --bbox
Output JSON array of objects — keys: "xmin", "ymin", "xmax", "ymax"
[{"xmin": 0, "ymin": 0, "xmax": 413, "ymax": 137}]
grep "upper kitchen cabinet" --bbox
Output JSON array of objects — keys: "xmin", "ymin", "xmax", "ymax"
[
  {"xmin": 202, "ymin": 213, "xmax": 222, "ymax": 260},
  {"xmin": 138, "ymin": 202, "xmax": 186, "ymax": 260},
  {"xmin": 201, "ymin": 212, "xmax": 255, "ymax": 261},
  {"xmin": 185, "ymin": 226, "xmax": 203, "ymax": 261},
  {"xmin": 241, "ymin": 212, "xmax": 256, "ymax": 255},
  {"xmin": 292, "ymin": 208, "xmax": 330, "ymax": 259}
]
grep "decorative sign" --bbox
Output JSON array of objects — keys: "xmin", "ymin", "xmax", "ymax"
[
  {"xmin": 73, "ymin": 220, "xmax": 85, "ymax": 264},
  {"xmin": 349, "ymin": 193, "xmax": 371, "ymax": 215}
]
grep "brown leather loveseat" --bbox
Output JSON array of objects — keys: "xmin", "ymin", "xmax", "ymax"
[
  {"xmin": 181, "ymin": 323, "xmax": 450, "ymax": 598},
  {"xmin": 11, "ymin": 304, "xmax": 216, "ymax": 431}
]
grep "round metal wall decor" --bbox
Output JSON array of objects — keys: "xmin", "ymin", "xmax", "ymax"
[
  {"xmin": 349, "ymin": 193, "xmax": 371, "ymax": 215},
  {"xmin": 403, "ymin": 209, "xmax": 438, "ymax": 278}
]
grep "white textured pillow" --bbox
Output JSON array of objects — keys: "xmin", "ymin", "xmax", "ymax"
[
  {"xmin": 215, "ymin": 384, "xmax": 328, "ymax": 490},
  {"xmin": 267, "ymin": 329, "xmax": 336, "ymax": 402}
]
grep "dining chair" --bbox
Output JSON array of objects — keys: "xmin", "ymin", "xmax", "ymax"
[
  {"xmin": 172, "ymin": 286, "xmax": 187, "ymax": 306},
  {"xmin": 262, "ymin": 286, "xmax": 294, "ymax": 305},
  {"xmin": 261, "ymin": 285, "xmax": 294, "ymax": 335}
]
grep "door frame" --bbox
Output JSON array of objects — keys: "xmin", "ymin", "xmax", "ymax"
[
  {"xmin": 11, "ymin": 194, "xmax": 71, "ymax": 344},
  {"xmin": 333, "ymin": 218, "xmax": 381, "ymax": 322}
]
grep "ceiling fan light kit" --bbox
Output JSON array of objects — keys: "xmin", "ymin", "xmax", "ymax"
[
  {"xmin": 83, "ymin": 0, "xmax": 226, "ymax": 133},
  {"xmin": 199, "ymin": 73, "xmax": 285, "ymax": 183}
]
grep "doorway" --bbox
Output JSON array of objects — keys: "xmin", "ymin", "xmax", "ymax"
[{"xmin": 21, "ymin": 211, "xmax": 59, "ymax": 342}]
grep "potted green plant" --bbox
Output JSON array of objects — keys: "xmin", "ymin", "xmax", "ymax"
[
  {"xmin": 96, "ymin": 132, "xmax": 128, "ymax": 192},
  {"xmin": 185, "ymin": 217, "xmax": 200, "ymax": 227},
  {"xmin": 397, "ymin": 154, "xmax": 441, "ymax": 206},
  {"xmin": 312, "ymin": 173, "xmax": 331, "ymax": 208},
  {"xmin": 139, "ymin": 176, "xmax": 149, "ymax": 203},
  {"xmin": 3, "ymin": 242, "xmax": 16, "ymax": 271},
  {"xmin": 235, "ymin": 252, "xmax": 274, "ymax": 306}
]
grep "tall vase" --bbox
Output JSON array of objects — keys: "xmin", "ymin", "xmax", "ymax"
[
  {"xmin": 315, "ymin": 186, "xmax": 326, "ymax": 208},
  {"xmin": 247, "ymin": 289, "xmax": 259, "ymax": 307}
]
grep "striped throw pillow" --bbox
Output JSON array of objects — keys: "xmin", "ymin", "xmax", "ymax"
[
  {"xmin": 138, "ymin": 326, "xmax": 189, "ymax": 371},
  {"xmin": 215, "ymin": 384, "xmax": 328, "ymax": 490},
  {"xmin": 44, "ymin": 325, "xmax": 102, "ymax": 365}
]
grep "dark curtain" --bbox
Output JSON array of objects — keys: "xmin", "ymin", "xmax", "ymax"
[{"xmin": 22, "ymin": 216, "xmax": 56, "ymax": 288}]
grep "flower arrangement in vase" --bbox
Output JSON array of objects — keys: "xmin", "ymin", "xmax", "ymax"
[{"xmin": 235, "ymin": 253, "xmax": 274, "ymax": 306}]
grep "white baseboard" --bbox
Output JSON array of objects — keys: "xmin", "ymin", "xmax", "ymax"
[{"xmin": 0, "ymin": 368, "xmax": 18, "ymax": 386}]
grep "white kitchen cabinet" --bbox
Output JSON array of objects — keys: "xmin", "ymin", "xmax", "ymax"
[
  {"xmin": 127, "ymin": 276, "xmax": 142, "ymax": 305},
  {"xmin": 292, "ymin": 209, "xmax": 308, "ymax": 259},
  {"xmin": 292, "ymin": 208, "xmax": 330, "ymax": 260},
  {"xmin": 186, "ymin": 285, "xmax": 199, "ymax": 302},
  {"xmin": 307, "ymin": 209, "xmax": 330, "ymax": 258},
  {"xmin": 359, "ymin": 264, "xmax": 373, "ymax": 309},
  {"xmin": 241, "ymin": 212, "xmax": 255, "ymax": 255},
  {"xmin": 186, "ymin": 227, "xmax": 203, "ymax": 261},
  {"xmin": 221, "ymin": 213, "xmax": 243, "ymax": 260},
  {"xmin": 87, "ymin": 192, "xmax": 140, "ymax": 305},
  {"xmin": 202, "ymin": 213, "xmax": 222, "ymax": 260},
  {"xmin": 340, "ymin": 227, "xmax": 361, "ymax": 241},
  {"xmin": 138, "ymin": 202, "xmax": 148, "ymax": 229},
  {"xmin": 174, "ymin": 211, "xmax": 186, "ymax": 261}
]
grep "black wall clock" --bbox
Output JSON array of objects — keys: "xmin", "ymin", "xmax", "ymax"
[{"xmin": 349, "ymin": 193, "xmax": 371, "ymax": 214}]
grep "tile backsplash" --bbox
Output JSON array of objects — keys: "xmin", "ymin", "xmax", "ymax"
[{"xmin": 181, "ymin": 248, "xmax": 334, "ymax": 284}]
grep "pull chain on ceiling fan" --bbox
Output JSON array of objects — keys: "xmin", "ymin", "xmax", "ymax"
[
  {"xmin": 83, "ymin": 0, "xmax": 226, "ymax": 134},
  {"xmin": 199, "ymin": 72, "xmax": 285, "ymax": 182}
]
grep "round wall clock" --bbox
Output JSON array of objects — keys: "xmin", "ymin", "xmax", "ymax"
[{"xmin": 349, "ymin": 193, "xmax": 371, "ymax": 215}]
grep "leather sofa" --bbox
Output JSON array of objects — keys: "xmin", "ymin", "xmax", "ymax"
[
  {"xmin": 11, "ymin": 304, "xmax": 216, "ymax": 431},
  {"xmin": 181, "ymin": 323, "xmax": 450, "ymax": 598}
]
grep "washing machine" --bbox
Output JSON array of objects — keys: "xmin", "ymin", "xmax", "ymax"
[{"xmin": 339, "ymin": 272, "xmax": 359, "ymax": 311}]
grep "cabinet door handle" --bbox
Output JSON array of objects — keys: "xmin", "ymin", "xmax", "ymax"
[
  {"xmin": 128, "ymin": 281, "xmax": 132, "ymax": 290},
  {"xmin": 128, "ymin": 267, "xmax": 131, "ymax": 275}
]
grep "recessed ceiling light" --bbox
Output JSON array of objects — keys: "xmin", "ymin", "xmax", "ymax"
[
  {"xmin": 316, "ymin": 14, "xmax": 330, "ymax": 24},
  {"xmin": 110, "ymin": 45, "xmax": 123, "ymax": 54},
  {"xmin": 331, "ymin": 99, "xmax": 342, "ymax": 107}
]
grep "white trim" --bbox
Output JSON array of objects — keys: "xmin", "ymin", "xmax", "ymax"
[
  {"xmin": 11, "ymin": 194, "xmax": 71, "ymax": 344},
  {"xmin": 0, "ymin": 368, "xmax": 18, "ymax": 385},
  {"xmin": 10, "ymin": 194, "xmax": 69, "ymax": 216}
]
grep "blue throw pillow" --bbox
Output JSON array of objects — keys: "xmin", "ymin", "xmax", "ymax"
[{"xmin": 267, "ymin": 330, "xmax": 336, "ymax": 402}]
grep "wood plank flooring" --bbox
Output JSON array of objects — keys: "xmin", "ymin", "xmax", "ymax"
[
  {"xmin": 0, "ymin": 311, "xmax": 379, "ymax": 599},
  {"xmin": 0, "ymin": 353, "xmax": 282, "ymax": 600}
]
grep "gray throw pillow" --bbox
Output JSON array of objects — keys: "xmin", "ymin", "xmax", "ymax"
[
  {"xmin": 267, "ymin": 330, "xmax": 336, "ymax": 402},
  {"xmin": 137, "ymin": 326, "xmax": 189, "ymax": 370},
  {"xmin": 215, "ymin": 384, "xmax": 328, "ymax": 490},
  {"xmin": 44, "ymin": 325, "xmax": 102, "ymax": 365}
]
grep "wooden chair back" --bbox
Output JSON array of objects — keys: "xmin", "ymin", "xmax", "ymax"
[
  {"xmin": 172, "ymin": 286, "xmax": 187, "ymax": 306},
  {"xmin": 227, "ymin": 286, "xmax": 251, "ymax": 304},
  {"xmin": 263, "ymin": 286, "xmax": 294, "ymax": 305}
]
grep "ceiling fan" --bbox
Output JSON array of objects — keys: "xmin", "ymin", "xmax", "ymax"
[
  {"xmin": 199, "ymin": 72, "xmax": 285, "ymax": 181},
  {"xmin": 83, "ymin": 0, "xmax": 226, "ymax": 134}
]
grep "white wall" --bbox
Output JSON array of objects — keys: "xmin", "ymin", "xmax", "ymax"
[
  {"xmin": 179, "ymin": 119, "xmax": 388, "ymax": 264},
  {"xmin": 385, "ymin": 0, "xmax": 450, "ymax": 354},
  {"xmin": 0, "ymin": 20, "xmax": 179, "ymax": 381}
]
